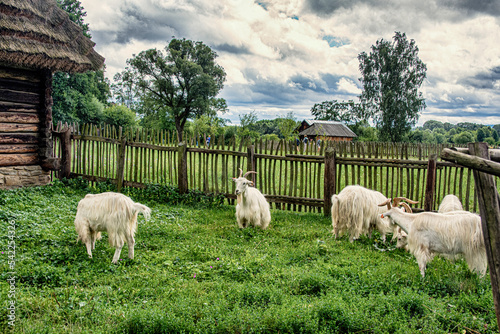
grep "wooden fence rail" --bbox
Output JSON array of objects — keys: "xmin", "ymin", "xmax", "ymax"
[{"xmin": 51, "ymin": 123, "xmax": 486, "ymax": 215}]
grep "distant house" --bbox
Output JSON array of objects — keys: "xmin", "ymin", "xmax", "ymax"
[
  {"xmin": 0, "ymin": 0, "xmax": 104, "ymax": 188},
  {"xmin": 297, "ymin": 120, "xmax": 357, "ymax": 142}
]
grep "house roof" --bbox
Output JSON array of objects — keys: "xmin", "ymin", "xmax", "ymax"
[
  {"xmin": 299, "ymin": 120, "xmax": 357, "ymax": 138},
  {"xmin": 0, "ymin": 0, "xmax": 104, "ymax": 73}
]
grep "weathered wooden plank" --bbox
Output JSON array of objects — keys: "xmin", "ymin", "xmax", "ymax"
[
  {"xmin": 0, "ymin": 123, "xmax": 40, "ymax": 132},
  {"xmin": 442, "ymin": 148, "xmax": 500, "ymax": 178},
  {"xmin": 0, "ymin": 153, "xmax": 38, "ymax": 166},
  {"xmin": 0, "ymin": 89, "xmax": 40, "ymax": 105},
  {"xmin": 0, "ymin": 144, "xmax": 38, "ymax": 153},
  {"xmin": 468, "ymin": 142, "xmax": 500, "ymax": 329},
  {"xmin": 0, "ymin": 133, "xmax": 38, "ymax": 144},
  {"xmin": 0, "ymin": 112, "xmax": 40, "ymax": 123}
]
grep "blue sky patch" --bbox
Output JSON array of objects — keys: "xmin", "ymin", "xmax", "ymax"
[{"xmin": 322, "ymin": 35, "xmax": 349, "ymax": 47}]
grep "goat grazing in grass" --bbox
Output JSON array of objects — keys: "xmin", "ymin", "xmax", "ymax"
[
  {"xmin": 74, "ymin": 192, "xmax": 151, "ymax": 264},
  {"xmin": 380, "ymin": 197, "xmax": 487, "ymax": 277},
  {"xmin": 331, "ymin": 185, "xmax": 394, "ymax": 242},
  {"xmin": 232, "ymin": 169, "xmax": 271, "ymax": 230},
  {"xmin": 396, "ymin": 194, "xmax": 464, "ymax": 250}
]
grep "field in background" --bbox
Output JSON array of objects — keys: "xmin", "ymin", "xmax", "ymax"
[
  {"xmin": 0, "ymin": 181, "xmax": 496, "ymax": 333},
  {"xmin": 52, "ymin": 124, "xmax": 490, "ymax": 214}
]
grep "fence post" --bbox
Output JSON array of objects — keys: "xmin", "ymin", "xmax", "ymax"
[
  {"xmin": 60, "ymin": 126, "xmax": 71, "ymax": 179},
  {"xmin": 116, "ymin": 137, "xmax": 126, "ymax": 192},
  {"xmin": 178, "ymin": 142, "xmax": 188, "ymax": 194},
  {"xmin": 247, "ymin": 145, "xmax": 256, "ymax": 184},
  {"xmin": 324, "ymin": 148, "xmax": 336, "ymax": 216},
  {"xmin": 468, "ymin": 142, "xmax": 500, "ymax": 328},
  {"xmin": 424, "ymin": 154, "xmax": 437, "ymax": 211}
]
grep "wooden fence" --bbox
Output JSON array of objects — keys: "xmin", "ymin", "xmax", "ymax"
[{"xmin": 51, "ymin": 123, "xmax": 485, "ymax": 214}]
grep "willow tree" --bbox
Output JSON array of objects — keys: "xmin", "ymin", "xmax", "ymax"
[
  {"xmin": 358, "ymin": 32, "xmax": 427, "ymax": 142},
  {"xmin": 114, "ymin": 38, "xmax": 226, "ymax": 142}
]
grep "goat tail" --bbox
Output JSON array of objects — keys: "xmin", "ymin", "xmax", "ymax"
[{"xmin": 133, "ymin": 203, "xmax": 151, "ymax": 221}]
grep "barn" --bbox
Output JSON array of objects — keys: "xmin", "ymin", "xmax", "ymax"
[
  {"xmin": 0, "ymin": 0, "xmax": 104, "ymax": 188},
  {"xmin": 297, "ymin": 120, "xmax": 357, "ymax": 142}
]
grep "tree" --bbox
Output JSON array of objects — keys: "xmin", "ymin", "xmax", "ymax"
[
  {"xmin": 310, "ymin": 100, "xmax": 365, "ymax": 124},
  {"xmin": 53, "ymin": 0, "xmax": 111, "ymax": 125},
  {"xmin": 237, "ymin": 111, "xmax": 259, "ymax": 140},
  {"xmin": 453, "ymin": 131, "xmax": 474, "ymax": 144},
  {"xmin": 476, "ymin": 127, "xmax": 486, "ymax": 142},
  {"xmin": 358, "ymin": 32, "xmax": 427, "ymax": 142},
  {"xmin": 422, "ymin": 120, "xmax": 444, "ymax": 131},
  {"xmin": 103, "ymin": 104, "xmax": 137, "ymax": 129},
  {"xmin": 277, "ymin": 112, "xmax": 299, "ymax": 140},
  {"xmin": 114, "ymin": 38, "xmax": 226, "ymax": 142}
]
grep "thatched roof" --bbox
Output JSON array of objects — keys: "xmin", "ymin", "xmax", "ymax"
[
  {"xmin": 0, "ymin": 0, "xmax": 104, "ymax": 73},
  {"xmin": 298, "ymin": 120, "xmax": 357, "ymax": 138}
]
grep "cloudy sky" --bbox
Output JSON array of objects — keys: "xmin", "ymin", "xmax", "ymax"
[{"xmin": 79, "ymin": 0, "xmax": 500, "ymax": 126}]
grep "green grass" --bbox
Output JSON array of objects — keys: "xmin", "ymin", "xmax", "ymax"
[{"xmin": 0, "ymin": 181, "xmax": 497, "ymax": 333}]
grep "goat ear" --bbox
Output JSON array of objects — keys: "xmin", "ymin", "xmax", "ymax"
[{"xmin": 249, "ymin": 181, "xmax": 254, "ymax": 187}]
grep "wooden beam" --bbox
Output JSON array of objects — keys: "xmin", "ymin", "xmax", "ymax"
[
  {"xmin": 442, "ymin": 148, "xmax": 500, "ymax": 178},
  {"xmin": 0, "ymin": 123, "xmax": 40, "ymax": 132},
  {"xmin": 0, "ymin": 133, "xmax": 39, "ymax": 144},
  {"xmin": 0, "ymin": 89, "xmax": 40, "ymax": 105},
  {"xmin": 424, "ymin": 154, "xmax": 437, "ymax": 211},
  {"xmin": 0, "ymin": 112, "xmax": 40, "ymax": 123},
  {"xmin": 468, "ymin": 142, "xmax": 500, "ymax": 329},
  {"xmin": 449, "ymin": 147, "xmax": 500, "ymax": 163},
  {"xmin": 0, "ymin": 144, "xmax": 38, "ymax": 153},
  {"xmin": 323, "ymin": 148, "xmax": 336, "ymax": 216},
  {"xmin": 0, "ymin": 153, "xmax": 38, "ymax": 166}
]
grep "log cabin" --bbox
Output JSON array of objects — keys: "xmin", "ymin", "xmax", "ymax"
[
  {"xmin": 0, "ymin": 0, "xmax": 104, "ymax": 188},
  {"xmin": 297, "ymin": 120, "xmax": 357, "ymax": 143}
]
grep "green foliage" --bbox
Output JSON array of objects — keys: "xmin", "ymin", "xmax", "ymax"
[
  {"xmin": 276, "ymin": 112, "xmax": 299, "ymax": 140},
  {"xmin": 113, "ymin": 38, "xmax": 227, "ymax": 142},
  {"xmin": 453, "ymin": 131, "xmax": 475, "ymax": 144},
  {"xmin": 103, "ymin": 104, "xmax": 137, "ymax": 129},
  {"xmin": 358, "ymin": 32, "xmax": 427, "ymax": 142},
  {"xmin": 237, "ymin": 111, "xmax": 260, "ymax": 141},
  {"xmin": 310, "ymin": 100, "xmax": 366, "ymax": 125},
  {"xmin": 56, "ymin": 0, "xmax": 90, "ymax": 37},
  {"xmin": 52, "ymin": 1, "xmax": 111, "ymax": 126},
  {"xmin": 0, "ymin": 182, "xmax": 496, "ymax": 333}
]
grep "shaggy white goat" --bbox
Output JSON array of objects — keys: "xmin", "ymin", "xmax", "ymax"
[
  {"xmin": 232, "ymin": 169, "xmax": 271, "ymax": 229},
  {"xmin": 331, "ymin": 185, "xmax": 394, "ymax": 242},
  {"xmin": 74, "ymin": 192, "xmax": 151, "ymax": 264},
  {"xmin": 396, "ymin": 194, "xmax": 464, "ymax": 250},
  {"xmin": 380, "ymin": 197, "xmax": 487, "ymax": 277},
  {"xmin": 438, "ymin": 194, "xmax": 464, "ymax": 213}
]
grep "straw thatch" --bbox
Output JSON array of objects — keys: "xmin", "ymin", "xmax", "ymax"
[{"xmin": 0, "ymin": 0, "xmax": 104, "ymax": 73}]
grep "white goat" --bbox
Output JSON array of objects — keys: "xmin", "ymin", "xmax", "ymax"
[
  {"xmin": 331, "ymin": 185, "xmax": 394, "ymax": 242},
  {"xmin": 438, "ymin": 194, "xmax": 464, "ymax": 213},
  {"xmin": 74, "ymin": 192, "xmax": 151, "ymax": 264},
  {"xmin": 396, "ymin": 194, "xmax": 464, "ymax": 250},
  {"xmin": 380, "ymin": 197, "xmax": 487, "ymax": 277},
  {"xmin": 232, "ymin": 169, "xmax": 271, "ymax": 230}
]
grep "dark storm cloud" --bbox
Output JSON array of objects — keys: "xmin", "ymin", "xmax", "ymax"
[
  {"xmin": 214, "ymin": 43, "xmax": 252, "ymax": 55},
  {"xmin": 441, "ymin": 0, "xmax": 500, "ymax": 17},
  {"xmin": 460, "ymin": 66, "xmax": 500, "ymax": 89},
  {"xmin": 304, "ymin": 0, "xmax": 500, "ymax": 19}
]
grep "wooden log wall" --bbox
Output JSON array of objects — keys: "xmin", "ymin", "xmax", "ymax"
[
  {"xmin": 0, "ymin": 66, "xmax": 44, "ymax": 168},
  {"xmin": 56, "ymin": 125, "xmax": 483, "ymax": 213}
]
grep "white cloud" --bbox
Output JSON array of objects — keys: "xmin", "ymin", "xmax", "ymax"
[{"xmin": 80, "ymin": 0, "xmax": 500, "ymax": 126}]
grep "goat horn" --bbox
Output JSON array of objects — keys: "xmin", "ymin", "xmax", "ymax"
[
  {"xmin": 238, "ymin": 168, "xmax": 243, "ymax": 178},
  {"xmin": 378, "ymin": 198, "xmax": 392, "ymax": 210},
  {"xmin": 393, "ymin": 197, "xmax": 419, "ymax": 207},
  {"xmin": 243, "ymin": 171, "xmax": 257, "ymax": 178},
  {"xmin": 400, "ymin": 202, "xmax": 413, "ymax": 213}
]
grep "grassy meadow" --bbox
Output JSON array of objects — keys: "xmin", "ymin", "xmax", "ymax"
[{"xmin": 0, "ymin": 180, "xmax": 497, "ymax": 333}]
